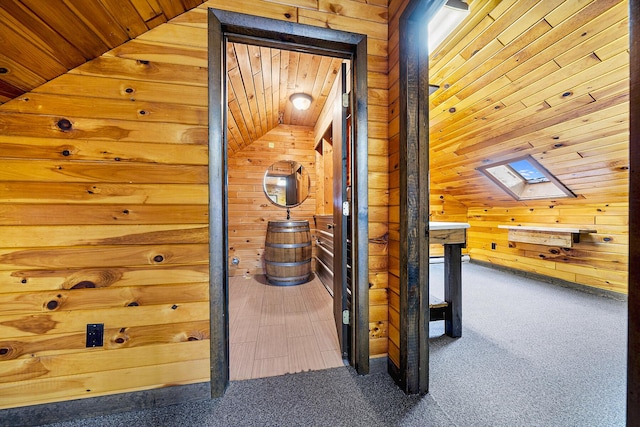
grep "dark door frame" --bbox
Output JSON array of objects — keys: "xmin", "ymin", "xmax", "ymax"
[
  {"xmin": 393, "ymin": 0, "xmax": 446, "ymax": 394},
  {"xmin": 207, "ymin": 8, "xmax": 370, "ymax": 397}
]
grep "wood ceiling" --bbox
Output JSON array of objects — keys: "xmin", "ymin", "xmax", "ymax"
[
  {"xmin": 0, "ymin": 0, "xmax": 341, "ymax": 153},
  {"xmin": 226, "ymin": 42, "xmax": 343, "ymax": 153},
  {"xmin": 428, "ymin": 0, "xmax": 629, "ymax": 206}
]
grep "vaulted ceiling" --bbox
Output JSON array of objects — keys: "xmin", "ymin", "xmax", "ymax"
[
  {"xmin": 226, "ymin": 42, "xmax": 342, "ymax": 152},
  {"xmin": 427, "ymin": 0, "xmax": 629, "ymax": 206}
]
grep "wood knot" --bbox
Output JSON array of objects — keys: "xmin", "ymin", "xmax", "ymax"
[
  {"xmin": 284, "ymin": 13, "xmax": 291, "ymax": 19},
  {"xmin": 185, "ymin": 330, "xmax": 207, "ymax": 341},
  {"xmin": 46, "ymin": 300, "xmax": 59, "ymax": 310},
  {"xmin": 71, "ymin": 281, "xmax": 96, "ymax": 289},
  {"xmin": 153, "ymin": 255, "xmax": 164, "ymax": 263},
  {"xmin": 0, "ymin": 67, "xmax": 8, "ymax": 74},
  {"xmin": 115, "ymin": 337, "xmax": 126, "ymax": 344},
  {"xmin": 329, "ymin": 4, "xmax": 343, "ymax": 14},
  {"xmin": 57, "ymin": 119, "xmax": 73, "ymax": 131}
]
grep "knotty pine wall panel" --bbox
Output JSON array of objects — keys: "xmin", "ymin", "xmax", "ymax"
[
  {"xmin": 0, "ymin": 0, "xmax": 391, "ymax": 410},
  {"xmin": 386, "ymin": 0, "xmax": 412, "ymax": 368},
  {"xmin": 0, "ymin": 18, "xmax": 209, "ymax": 414},
  {"xmin": 227, "ymin": 125, "xmax": 316, "ymax": 277},
  {"xmin": 467, "ymin": 203, "xmax": 629, "ymax": 293}
]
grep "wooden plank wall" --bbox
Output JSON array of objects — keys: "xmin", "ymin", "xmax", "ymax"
[
  {"xmin": 228, "ymin": 125, "xmax": 316, "ymax": 277},
  {"xmin": 468, "ymin": 204, "xmax": 628, "ymax": 293},
  {"xmin": 0, "ymin": 0, "xmax": 390, "ymax": 410},
  {"xmin": 313, "ymin": 67, "xmax": 339, "ymax": 216},
  {"xmin": 0, "ymin": 15, "xmax": 210, "ymax": 410}
]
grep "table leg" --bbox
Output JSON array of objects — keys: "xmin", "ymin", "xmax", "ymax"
[{"xmin": 444, "ymin": 243, "xmax": 462, "ymax": 337}]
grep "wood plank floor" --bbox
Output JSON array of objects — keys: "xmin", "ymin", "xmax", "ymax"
[{"xmin": 229, "ymin": 275, "xmax": 344, "ymax": 380}]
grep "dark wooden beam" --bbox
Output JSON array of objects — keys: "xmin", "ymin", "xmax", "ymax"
[
  {"xmin": 444, "ymin": 244, "xmax": 463, "ymax": 337},
  {"xmin": 395, "ymin": 0, "xmax": 446, "ymax": 394},
  {"xmin": 207, "ymin": 8, "xmax": 229, "ymax": 398},
  {"xmin": 628, "ymin": 1, "xmax": 639, "ymax": 424},
  {"xmin": 352, "ymin": 31, "xmax": 370, "ymax": 374}
]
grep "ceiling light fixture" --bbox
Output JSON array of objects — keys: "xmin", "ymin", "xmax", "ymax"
[
  {"xmin": 290, "ymin": 93, "xmax": 312, "ymax": 111},
  {"xmin": 428, "ymin": 0, "xmax": 469, "ymax": 54}
]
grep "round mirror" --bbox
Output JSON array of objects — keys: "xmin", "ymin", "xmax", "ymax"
[{"xmin": 263, "ymin": 160, "xmax": 310, "ymax": 208}]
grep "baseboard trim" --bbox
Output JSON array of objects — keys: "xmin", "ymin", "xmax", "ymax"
[
  {"xmin": 469, "ymin": 259, "xmax": 627, "ymax": 301},
  {"xmin": 2, "ymin": 358, "xmax": 387, "ymax": 426},
  {"xmin": 0, "ymin": 382, "xmax": 211, "ymax": 427}
]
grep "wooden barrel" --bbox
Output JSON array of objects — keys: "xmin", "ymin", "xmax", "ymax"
[{"xmin": 264, "ymin": 220, "xmax": 312, "ymax": 286}]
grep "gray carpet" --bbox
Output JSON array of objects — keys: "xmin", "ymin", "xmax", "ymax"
[{"xmin": 32, "ymin": 262, "xmax": 628, "ymax": 426}]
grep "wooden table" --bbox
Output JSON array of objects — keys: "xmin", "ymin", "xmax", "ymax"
[{"xmin": 429, "ymin": 221, "xmax": 470, "ymax": 338}]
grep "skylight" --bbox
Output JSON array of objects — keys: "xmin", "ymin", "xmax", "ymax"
[
  {"xmin": 478, "ymin": 155, "xmax": 575, "ymax": 201},
  {"xmin": 427, "ymin": 0, "xmax": 469, "ymax": 54}
]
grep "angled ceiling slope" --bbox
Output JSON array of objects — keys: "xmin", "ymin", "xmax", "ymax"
[
  {"xmin": 0, "ymin": 1, "xmax": 342, "ymax": 153},
  {"xmin": 0, "ymin": 0, "xmax": 206, "ymax": 105}
]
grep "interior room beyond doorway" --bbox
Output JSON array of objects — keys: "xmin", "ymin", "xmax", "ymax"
[{"xmin": 225, "ymin": 40, "xmax": 350, "ymax": 379}]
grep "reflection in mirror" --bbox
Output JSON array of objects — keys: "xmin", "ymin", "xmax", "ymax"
[{"xmin": 263, "ymin": 160, "xmax": 310, "ymax": 208}]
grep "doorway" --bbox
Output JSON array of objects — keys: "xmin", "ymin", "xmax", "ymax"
[
  {"xmin": 225, "ymin": 42, "xmax": 349, "ymax": 380},
  {"xmin": 207, "ymin": 9, "xmax": 370, "ymax": 397}
]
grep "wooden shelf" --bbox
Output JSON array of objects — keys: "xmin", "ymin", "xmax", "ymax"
[{"xmin": 498, "ymin": 225, "xmax": 597, "ymax": 248}]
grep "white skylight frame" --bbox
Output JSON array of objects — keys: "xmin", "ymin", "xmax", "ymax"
[{"xmin": 478, "ymin": 155, "xmax": 576, "ymax": 201}]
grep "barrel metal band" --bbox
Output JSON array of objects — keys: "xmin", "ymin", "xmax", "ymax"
[
  {"xmin": 266, "ymin": 274, "xmax": 310, "ymax": 285},
  {"xmin": 267, "ymin": 227, "xmax": 309, "ymax": 233},
  {"xmin": 265, "ymin": 241, "xmax": 311, "ymax": 249},
  {"xmin": 265, "ymin": 259, "xmax": 311, "ymax": 267}
]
